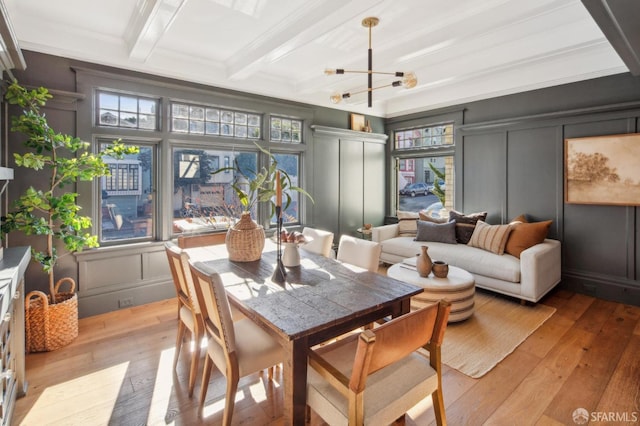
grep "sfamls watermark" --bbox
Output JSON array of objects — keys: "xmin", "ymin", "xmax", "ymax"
[{"xmin": 573, "ymin": 407, "xmax": 639, "ymax": 424}]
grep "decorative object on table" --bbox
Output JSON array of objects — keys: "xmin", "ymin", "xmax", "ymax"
[
  {"xmin": 364, "ymin": 119, "xmax": 372, "ymax": 133},
  {"xmin": 325, "ymin": 16, "xmax": 417, "ymax": 108},
  {"xmin": 272, "ymin": 171, "xmax": 287, "ymax": 283},
  {"xmin": 212, "ymin": 142, "xmax": 313, "ymax": 262},
  {"xmin": 25, "ymin": 277, "xmax": 78, "ymax": 353},
  {"xmin": 564, "ymin": 133, "xmax": 640, "ymax": 206},
  {"xmin": 0, "ymin": 81, "xmax": 138, "ymax": 352},
  {"xmin": 415, "ymin": 245, "xmax": 433, "ymax": 277},
  {"xmin": 279, "ymin": 229, "xmax": 307, "ymax": 268},
  {"xmin": 432, "ymin": 260, "xmax": 449, "ymax": 278}
]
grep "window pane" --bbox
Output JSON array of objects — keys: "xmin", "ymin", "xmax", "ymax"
[
  {"xmin": 398, "ymin": 155, "xmax": 452, "ymax": 217},
  {"xmin": 221, "ymin": 111, "xmax": 234, "ymax": 123},
  {"xmin": 139, "ymin": 99, "xmax": 156, "ymax": 114},
  {"xmin": 205, "ymin": 122, "xmax": 220, "ymax": 135},
  {"xmin": 173, "ymin": 148, "xmax": 258, "ymax": 234},
  {"xmin": 119, "ymin": 112, "xmax": 137, "ymax": 127},
  {"xmin": 101, "ymin": 144, "xmax": 154, "ymax": 242},
  {"xmin": 99, "ymin": 93, "xmax": 119, "ymax": 110},
  {"xmin": 98, "ymin": 91, "xmax": 159, "ymax": 131},
  {"xmin": 172, "ymin": 118, "xmax": 189, "ymax": 133},
  {"xmin": 139, "ymin": 114, "xmax": 156, "ymax": 130},
  {"xmin": 120, "ymin": 96, "xmax": 138, "ymax": 113},
  {"xmin": 190, "ymin": 120, "xmax": 204, "ymax": 134},
  {"xmin": 270, "ymin": 153, "xmax": 300, "ymax": 224},
  {"xmin": 206, "ymin": 108, "xmax": 220, "ymax": 121},
  {"xmin": 172, "ymin": 103, "xmax": 189, "ymax": 118},
  {"xmin": 221, "ymin": 124, "xmax": 233, "ymax": 136},
  {"xmin": 248, "ymin": 114, "xmax": 260, "ymax": 126},
  {"xmin": 234, "ymin": 126, "xmax": 247, "ymax": 138},
  {"xmin": 99, "ymin": 110, "xmax": 118, "ymax": 126},
  {"xmin": 234, "ymin": 112, "xmax": 247, "ymax": 125},
  {"xmin": 249, "ymin": 126, "xmax": 261, "ymax": 139}
]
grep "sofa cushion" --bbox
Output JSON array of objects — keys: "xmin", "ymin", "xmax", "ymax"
[
  {"xmin": 449, "ymin": 210, "xmax": 488, "ymax": 244},
  {"xmin": 418, "ymin": 211, "xmax": 447, "ymax": 224},
  {"xmin": 379, "ymin": 238, "xmax": 521, "ymax": 283},
  {"xmin": 415, "ymin": 220, "xmax": 457, "ymax": 244},
  {"xmin": 397, "ymin": 210, "xmax": 419, "ymax": 237},
  {"xmin": 467, "ymin": 220, "xmax": 513, "ymax": 255},
  {"xmin": 505, "ymin": 220, "xmax": 552, "ymax": 258}
]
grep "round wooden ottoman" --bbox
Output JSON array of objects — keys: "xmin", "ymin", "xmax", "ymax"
[{"xmin": 387, "ymin": 259, "xmax": 475, "ymax": 322}]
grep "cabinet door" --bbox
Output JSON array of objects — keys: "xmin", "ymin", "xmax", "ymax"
[
  {"xmin": 363, "ymin": 142, "xmax": 385, "ymax": 226},
  {"xmin": 339, "ymin": 138, "xmax": 364, "ymax": 237},
  {"xmin": 311, "ymin": 135, "xmax": 340, "ymax": 238}
]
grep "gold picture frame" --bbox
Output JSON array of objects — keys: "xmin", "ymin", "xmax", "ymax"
[
  {"xmin": 564, "ymin": 133, "xmax": 640, "ymax": 205},
  {"xmin": 350, "ymin": 113, "xmax": 365, "ymax": 131}
]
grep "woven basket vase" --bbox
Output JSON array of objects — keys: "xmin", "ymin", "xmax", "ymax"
[
  {"xmin": 25, "ymin": 277, "xmax": 79, "ymax": 353},
  {"xmin": 226, "ymin": 212, "xmax": 265, "ymax": 262}
]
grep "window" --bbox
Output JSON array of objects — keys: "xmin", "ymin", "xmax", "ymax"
[
  {"xmin": 270, "ymin": 117, "xmax": 302, "ymax": 143},
  {"xmin": 172, "ymin": 147, "xmax": 258, "ymax": 234},
  {"xmin": 395, "ymin": 123, "xmax": 453, "ymax": 149},
  {"xmin": 97, "ymin": 91, "xmax": 158, "ymax": 130},
  {"xmin": 270, "ymin": 153, "xmax": 301, "ymax": 224},
  {"xmin": 394, "ymin": 123, "xmax": 455, "ymax": 217},
  {"xmin": 171, "ymin": 102, "xmax": 261, "ymax": 139},
  {"xmin": 100, "ymin": 142, "xmax": 154, "ymax": 242}
]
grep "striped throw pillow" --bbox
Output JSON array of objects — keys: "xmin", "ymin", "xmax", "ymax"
[
  {"xmin": 467, "ymin": 220, "xmax": 513, "ymax": 255},
  {"xmin": 397, "ymin": 210, "xmax": 419, "ymax": 237}
]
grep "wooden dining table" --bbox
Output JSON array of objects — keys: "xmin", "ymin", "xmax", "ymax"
[{"xmin": 187, "ymin": 241, "xmax": 422, "ymax": 425}]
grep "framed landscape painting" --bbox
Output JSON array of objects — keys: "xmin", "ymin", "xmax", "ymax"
[{"xmin": 564, "ymin": 133, "xmax": 640, "ymax": 205}]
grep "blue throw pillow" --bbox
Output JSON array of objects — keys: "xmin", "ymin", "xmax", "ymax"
[{"xmin": 415, "ymin": 220, "xmax": 457, "ymax": 244}]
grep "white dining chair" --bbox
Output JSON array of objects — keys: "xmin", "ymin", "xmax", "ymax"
[
  {"xmin": 300, "ymin": 227, "xmax": 335, "ymax": 258},
  {"xmin": 189, "ymin": 260, "xmax": 284, "ymax": 425},
  {"xmin": 337, "ymin": 235, "xmax": 382, "ymax": 272}
]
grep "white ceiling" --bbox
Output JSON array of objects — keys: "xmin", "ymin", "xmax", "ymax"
[{"xmin": 4, "ymin": 0, "xmax": 629, "ymax": 118}]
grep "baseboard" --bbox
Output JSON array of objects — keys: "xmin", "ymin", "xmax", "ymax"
[{"xmin": 560, "ymin": 270, "xmax": 640, "ymax": 307}]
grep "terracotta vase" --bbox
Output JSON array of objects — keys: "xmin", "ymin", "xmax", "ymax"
[
  {"xmin": 416, "ymin": 245, "xmax": 433, "ymax": 277},
  {"xmin": 225, "ymin": 212, "xmax": 265, "ymax": 262},
  {"xmin": 432, "ymin": 260, "xmax": 449, "ymax": 278}
]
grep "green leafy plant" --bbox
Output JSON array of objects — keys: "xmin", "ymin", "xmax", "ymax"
[
  {"xmin": 0, "ymin": 80, "xmax": 139, "ymax": 294},
  {"xmin": 428, "ymin": 162, "xmax": 446, "ymax": 205},
  {"xmin": 213, "ymin": 142, "xmax": 313, "ymax": 217}
]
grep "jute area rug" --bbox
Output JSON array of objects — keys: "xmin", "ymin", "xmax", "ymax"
[{"xmin": 438, "ymin": 290, "xmax": 556, "ymax": 379}]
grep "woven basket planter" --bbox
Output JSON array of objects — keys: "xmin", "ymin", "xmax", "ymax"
[
  {"xmin": 25, "ymin": 277, "xmax": 79, "ymax": 353},
  {"xmin": 226, "ymin": 212, "xmax": 265, "ymax": 261}
]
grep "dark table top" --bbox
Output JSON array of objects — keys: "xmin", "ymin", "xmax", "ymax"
[{"xmin": 190, "ymin": 243, "xmax": 422, "ymax": 343}]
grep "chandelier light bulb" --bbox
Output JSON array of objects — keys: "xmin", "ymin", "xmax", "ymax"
[
  {"xmin": 325, "ymin": 68, "xmax": 336, "ymax": 75},
  {"xmin": 402, "ymin": 72, "xmax": 417, "ymax": 89},
  {"xmin": 330, "ymin": 93, "xmax": 343, "ymax": 104}
]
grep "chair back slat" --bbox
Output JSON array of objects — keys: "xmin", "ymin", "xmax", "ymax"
[
  {"xmin": 336, "ymin": 235, "xmax": 381, "ymax": 272},
  {"xmin": 349, "ymin": 300, "xmax": 451, "ymax": 392},
  {"xmin": 189, "ymin": 261, "xmax": 237, "ymax": 354},
  {"xmin": 165, "ymin": 241, "xmax": 200, "ymax": 313}
]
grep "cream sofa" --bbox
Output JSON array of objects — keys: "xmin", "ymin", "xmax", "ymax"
[{"xmin": 372, "ymin": 223, "xmax": 561, "ymax": 303}]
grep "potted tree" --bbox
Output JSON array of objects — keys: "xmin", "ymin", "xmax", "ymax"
[
  {"xmin": 1, "ymin": 80, "xmax": 138, "ymax": 352},
  {"xmin": 213, "ymin": 142, "xmax": 312, "ymax": 262}
]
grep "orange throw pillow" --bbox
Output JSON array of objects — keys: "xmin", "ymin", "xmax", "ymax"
[{"xmin": 505, "ymin": 220, "xmax": 552, "ymax": 258}]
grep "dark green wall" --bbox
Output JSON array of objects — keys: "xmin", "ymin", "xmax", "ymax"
[{"xmin": 389, "ymin": 73, "xmax": 640, "ymax": 306}]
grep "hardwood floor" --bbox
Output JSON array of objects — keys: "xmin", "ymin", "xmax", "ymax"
[{"xmin": 14, "ymin": 286, "xmax": 640, "ymax": 425}]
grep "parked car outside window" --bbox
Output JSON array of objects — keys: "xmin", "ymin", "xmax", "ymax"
[{"xmin": 399, "ymin": 182, "xmax": 429, "ymax": 197}]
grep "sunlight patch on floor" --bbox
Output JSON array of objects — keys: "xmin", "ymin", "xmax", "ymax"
[
  {"xmin": 20, "ymin": 363, "xmax": 129, "ymax": 425},
  {"xmin": 147, "ymin": 347, "xmax": 176, "ymax": 425}
]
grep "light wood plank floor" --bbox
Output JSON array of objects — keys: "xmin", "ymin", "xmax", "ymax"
[{"xmin": 14, "ymin": 285, "xmax": 640, "ymax": 425}]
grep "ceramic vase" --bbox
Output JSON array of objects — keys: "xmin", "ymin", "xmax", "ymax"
[
  {"xmin": 432, "ymin": 260, "xmax": 449, "ymax": 278},
  {"xmin": 416, "ymin": 245, "xmax": 433, "ymax": 277}
]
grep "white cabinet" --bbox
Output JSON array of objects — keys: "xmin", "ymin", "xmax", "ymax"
[{"xmin": 0, "ymin": 247, "xmax": 30, "ymax": 426}]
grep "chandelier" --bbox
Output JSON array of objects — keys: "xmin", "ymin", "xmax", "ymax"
[{"xmin": 325, "ymin": 17, "xmax": 417, "ymax": 108}]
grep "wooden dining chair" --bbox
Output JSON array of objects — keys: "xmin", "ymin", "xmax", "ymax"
[
  {"xmin": 189, "ymin": 260, "xmax": 285, "ymax": 425},
  {"xmin": 306, "ymin": 299, "xmax": 451, "ymax": 426},
  {"xmin": 300, "ymin": 227, "xmax": 335, "ymax": 258},
  {"xmin": 164, "ymin": 241, "xmax": 206, "ymax": 397},
  {"xmin": 164, "ymin": 240, "xmax": 244, "ymax": 397},
  {"xmin": 336, "ymin": 235, "xmax": 382, "ymax": 272}
]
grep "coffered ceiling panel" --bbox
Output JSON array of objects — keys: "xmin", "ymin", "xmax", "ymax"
[{"xmin": 4, "ymin": 0, "xmax": 629, "ymax": 117}]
